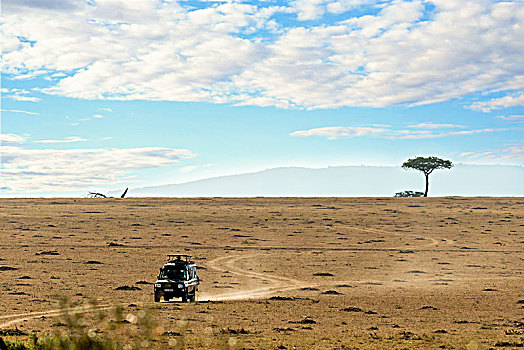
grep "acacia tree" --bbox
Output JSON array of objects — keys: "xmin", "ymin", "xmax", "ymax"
[{"xmin": 402, "ymin": 156, "xmax": 453, "ymax": 197}]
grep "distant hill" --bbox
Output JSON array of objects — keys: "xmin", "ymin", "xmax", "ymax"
[{"xmin": 111, "ymin": 164, "xmax": 524, "ymax": 197}]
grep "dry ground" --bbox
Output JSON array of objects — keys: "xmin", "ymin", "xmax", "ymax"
[{"xmin": 0, "ymin": 197, "xmax": 523, "ymax": 349}]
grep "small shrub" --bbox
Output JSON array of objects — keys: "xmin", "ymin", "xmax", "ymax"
[
  {"xmin": 394, "ymin": 190, "xmax": 424, "ymax": 197},
  {"xmin": 0, "ymin": 299, "xmax": 181, "ymax": 350}
]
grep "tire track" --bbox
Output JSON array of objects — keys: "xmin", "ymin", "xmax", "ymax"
[
  {"xmin": 199, "ymin": 251, "xmax": 468, "ymax": 302},
  {"xmin": 199, "ymin": 254, "xmax": 399, "ymax": 301},
  {"xmin": 199, "ymin": 254, "xmax": 315, "ymax": 301},
  {"xmin": 356, "ymin": 227, "xmax": 449, "ymax": 249},
  {"xmin": 0, "ymin": 304, "xmax": 110, "ymax": 329}
]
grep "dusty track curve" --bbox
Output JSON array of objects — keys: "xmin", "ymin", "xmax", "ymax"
[
  {"xmin": 198, "ymin": 254, "xmax": 398, "ymax": 302},
  {"xmin": 200, "ymin": 254, "xmax": 315, "ymax": 301},
  {"xmin": 0, "ymin": 305, "xmax": 110, "ymax": 329},
  {"xmin": 355, "ymin": 227, "xmax": 449, "ymax": 249}
]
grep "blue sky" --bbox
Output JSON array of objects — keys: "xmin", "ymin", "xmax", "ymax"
[{"xmin": 1, "ymin": 0, "xmax": 523, "ymax": 196}]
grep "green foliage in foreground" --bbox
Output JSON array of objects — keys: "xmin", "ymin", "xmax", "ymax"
[
  {"xmin": 0, "ymin": 300, "xmax": 240, "ymax": 350},
  {"xmin": 0, "ymin": 333, "xmax": 118, "ymax": 350},
  {"xmin": 0, "ymin": 300, "xmax": 182, "ymax": 350}
]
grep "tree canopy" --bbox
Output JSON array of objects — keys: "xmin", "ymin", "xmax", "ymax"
[{"xmin": 402, "ymin": 156, "xmax": 453, "ymax": 197}]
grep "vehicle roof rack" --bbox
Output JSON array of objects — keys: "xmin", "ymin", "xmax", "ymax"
[{"xmin": 166, "ymin": 254, "xmax": 193, "ymax": 263}]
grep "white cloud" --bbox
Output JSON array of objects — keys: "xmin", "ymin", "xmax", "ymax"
[
  {"xmin": 33, "ymin": 136, "xmax": 88, "ymax": 143},
  {"xmin": 10, "ymin": 70, "xmax": 49, "ymax": 80},
  {"xmin": 1, "ymin": 109, "xmax": 39, "ymax": 115},
  {"xmin": 497, "ymin": 115, "xmax": 524, "ymax": 121},
  {"xmin": 459, "ymin": 152, "xmax": 476, "ymax": 157},
  {"xmin": 468, "ymin": 93, "xmax": 524, "ymax": 113},
  {"xmin": 65, "ymin": 114, "xmax": 105, "ymax": 126},
  {"xmin": 2, "ymin": 88, "xmax": 42, "ymax": 102},
  {"xmin": 1, "ymin": 146, "xmax": 196, "ymax": 192},
  {"xmin": 290, "ymin": 125, "xmax": 503, "ymax": 140},
  {"xmin": 1, "ymin": 0, "xmax": 523, "ymax": 109},
  {"xmin": 1, "ymin": 133, "xmax": 27, "ymax": 145},
  {"xmin": 406, "ymin": 123, "xmax": 465, "ymax": 129},
  {"xmin": 10, "ymin": 95, "xmax": 42, "ymax": 102},
  {"xmin": 457, "ymin": 144, "xmax": 524, "ymax": 164},
  {"xmin": 291, "ymin": 0, "xmax": 376, "ymax": 21},
  {"xmin": 2, "ymin": 0, "xmax": 85, "ymax": 12},
  {"xmin": 291, "ymin": 126, "xmax": 388, "ymax": 140},
  {"xmin": 399, "ymin": 128, "xmax": 501, "ymax": 139},
  {"xmin": 180, "ymin": 165, "xmax": 198, "ymax": 173},
  {"xmin": 291, "ymin": 0, "xmax": 326, "ymax": 21},
  {"xmin": 240, "ymin": 0, "xmax": 524, "ymax": 109}
]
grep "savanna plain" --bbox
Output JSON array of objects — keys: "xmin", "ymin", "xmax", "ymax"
[{"xmin": 0, "ymin": 197, "xmax": 523, "ymax": 349}]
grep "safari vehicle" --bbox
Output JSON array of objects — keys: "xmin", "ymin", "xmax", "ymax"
[{"xmin": 154, "ymin": 254, "xmax": 199, "ymax": 302}]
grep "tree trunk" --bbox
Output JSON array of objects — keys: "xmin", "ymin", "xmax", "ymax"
[{"xmin": 424, "ymin": 174, "xmax": 429, "ymax": 197}]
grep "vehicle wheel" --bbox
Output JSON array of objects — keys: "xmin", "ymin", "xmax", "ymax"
[
  {"xmin": 154, "ymin": 293, "xmax": 160, "ymax": 302},
  {"xmin": 189, "ymin": 292, "xmax": 196, "ymax": 302},
  {"xmin": 181, "ymin": 294, "xmax": 188, "ymax": 303}
]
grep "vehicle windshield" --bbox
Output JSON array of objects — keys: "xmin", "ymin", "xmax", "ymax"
[{"xmin": 160, "ymin": 267, "xmax": 186, "ymax": 280}]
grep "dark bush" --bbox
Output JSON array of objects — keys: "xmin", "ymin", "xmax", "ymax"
[{"xmin": 394, "ymin": 190, "xmax": 424, "ymax": 197}]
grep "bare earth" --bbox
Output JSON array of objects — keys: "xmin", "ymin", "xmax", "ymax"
[{"xmin": 0, "ymin": 197, "xmax": 523, "ymax": 349}]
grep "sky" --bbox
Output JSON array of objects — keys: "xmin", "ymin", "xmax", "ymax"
[{"xmin": 1, "ymin": 0, "xmax": 523, "ymax": 197}]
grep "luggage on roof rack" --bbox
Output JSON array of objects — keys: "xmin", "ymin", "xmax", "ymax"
[{"xmin": 166, "ymin": 254, "xmax": 192, "ymax": 263}]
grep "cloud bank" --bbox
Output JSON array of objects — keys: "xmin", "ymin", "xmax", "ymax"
[
  {"xmin": 290, "ymin": 124, "xmax": 502, "ymax": 140},
  {"xmin": 1, "ymin": 142, "xmax": 196, "ymax": 193},
  {"xmin": 2, "ymin": 0, "xmax": 523, "ymax": 109}
]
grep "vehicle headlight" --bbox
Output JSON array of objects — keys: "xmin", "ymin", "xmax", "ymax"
[
  {"xmin": 177, "ymin": 284, "xmax": 183, "ymax": 289},
  {"xmin": 154, "ymin": 283, "xmax": 161, "ymax": 288}
]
